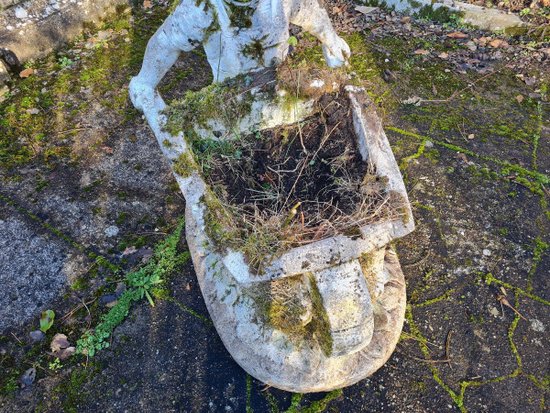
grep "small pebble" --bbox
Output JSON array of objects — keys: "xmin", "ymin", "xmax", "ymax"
[
  {"xmin": 530, "ymin": 319, "xmax": 545, "ymax": 333},
  {"xmin": 14, "ymin": 7, "xmax": 28, "ymax": 19},
  {"xmin": 99, "ymin": 294, "xmax": 118, "ymax": 307},
  {"xmin": 29, "ymin": 330, "xmax": 45, "ymax": 343},
  {"xmin": 104, "ymin": 225, "xmax": 119, "ymax": 237},
  {"xmin": 20, "ymin": 368, "xmax": 36, "ymax": 387}
]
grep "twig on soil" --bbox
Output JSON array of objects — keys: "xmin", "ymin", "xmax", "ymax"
[
  {"xmin": 412, "ymin": 356, "xmax": 451, "ymax": 364},
  {"xmin": 11, "ymin": 333, "xmax": 23, "ymax": 345},
  {"xmin": 400, "ymin": 331, "xmax": 439, "ymax": 348},
  {"xmin": 60, "ymin": 298, "xmax": 97, "ymax": 323},
  {"xmin": 135, "ymin": 231, "xmax": 168, "ymax": 236},
  {"xmin": 230, "ymin": 79, "xmax": 276, "ymax": 101},
  {"xmin": 282, "ymin": 157, "xmax": 308, "ymax": 210},
  {"xmin": 402, "ymin": 250, "xmax": 431, "ymax": 268},
  {"xmin": 55, "ymin": 127, "xmax": 93, "ymax": 136},
  {"xmin": 260, "ymin": 384, "xmax": 272, "ymax": 392},
  {"xmin": 400, "ymin": 349, "xmax": 450, "ymax": 364},
  {"xmin": 82, "ymin": 298, "xmax": 93, "ymax": 330},
  {"xmin": 310, "ymin": 120, "xmax": 342, "ymax": 162},
  {"xmin": 496, "ymin": 289, "xmax": 527, "ymax": 321},
  {"xmin": 445, "ymin": 330, "xmax": 453, "ymax": 370},
  {"xmin": 30, "ymin": 363, "xmax": 48, "ymax": 373}
]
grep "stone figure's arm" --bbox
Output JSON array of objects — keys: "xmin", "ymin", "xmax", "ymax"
[
  {"xmin": 288, "ymin": 0, "xmax": 350, "ymax": 67},
  {"xmin": 130, "ymin": 0, "xmax": 214, "ymax": 111}
]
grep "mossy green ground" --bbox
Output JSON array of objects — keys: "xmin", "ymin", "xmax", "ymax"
[{"xmin": 1, "ymin": 2, "xmax": 549, "ymax": 412}]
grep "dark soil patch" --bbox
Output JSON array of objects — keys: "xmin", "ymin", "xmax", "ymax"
[{"xmin": 209, "ymin": 93, "xmax": 368, "ymax": 219}]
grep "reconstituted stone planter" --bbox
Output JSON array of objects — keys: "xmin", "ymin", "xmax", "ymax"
[
  {"xmin": 130, "ymin": 76, "xmax": 414, "ymax": 390},
  {"xmin": 128, "ymin": 0, "xmax": 415, "ymax": 392}
]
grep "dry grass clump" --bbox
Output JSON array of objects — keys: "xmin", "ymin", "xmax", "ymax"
[
  {"xmin": 276, "ymin": 59, "xmax": 347, "ymax": 102},
  {"xmin": 197, "ymin": 93, "xmax": 407, "ymax": 273}
]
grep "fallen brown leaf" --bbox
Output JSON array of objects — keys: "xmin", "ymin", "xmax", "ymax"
[
  {"xmin": 456, "ymin": 153, "xmax": 469, "ymax": 163},
  {"xmin": 51, "ymin": 333, "xmax": 70, "ymax": 353},
  {"xmin": 447, "ymin": 31, "xmax": 468, "ymax": 39},
  {"xmin": 143, "ymin": 0, "xmax": 153, "ymax": 8},
  {"xmin": 515, "ymin": 94, "xmax": 524, "ymax": 104},
  {"xmin": 477, "ymin": 36, "xmax": 489, "ymax": 47},
  {"xmin": 51, "ymin": 333, "xmax": 76, "ymax": 360},
  {"xmin": 122, "ymin": 246, "xmax": 138, "ymax": 256},
  {"xmin": 58, "ymin": 347, "xmax": 76, "ymax": 360},
  {"xmin": 414, "ymin": 49, "xmax": 430, "ymax": 55},
  {"xmin": 497, "ymin": 294, "xmax": 527, "ymax": 321},
  {"xmin": 19, "ymin": 68, "xmax": 34, "ymax": 78},
  {"xmin": 489, "ymin": 39, "xmax": 508, "ymax": 48}
]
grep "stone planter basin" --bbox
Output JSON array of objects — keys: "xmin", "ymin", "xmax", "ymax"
[{"xmin": 136, "ymin": 85, "xmax": 414, "ymax": 392}]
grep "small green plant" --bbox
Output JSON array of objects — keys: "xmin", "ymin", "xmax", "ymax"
[
  {"xmin": 40, "ymin": 310, "xmax": 55, "ymax": 333},
  {"xmin": 76, "ymin": 219, "xmax": 188, "ymax": 357},
  {"xmin": 520, "ymin": 7, "xmax": 531, "ymax": 17},
  {"xmin": 287, "ymin": 36, "xmax": 298, "ymax": 47},
  {"xmin": 58, "ymin": 56, "xmax": 74, "ymax": 69},
  {"xmin": 1, "ymin": 374, "xmax": 18, "ymax": 396},
  {"xmin": 48, "ymin": 358, "xmax": 63, "ymax": 372},
  {"xmin": 126, "ymin": 265, "xmax": 163, "ymax": 307}
]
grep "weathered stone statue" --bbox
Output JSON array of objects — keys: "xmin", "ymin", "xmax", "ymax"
[{"xmin": 130, "ymin": 0, "xmax": 414, "ymax": 393}]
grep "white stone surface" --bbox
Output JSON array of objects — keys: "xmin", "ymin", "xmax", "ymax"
[{"xmin": 0, "ymin": 0, "xmax": 128, "ymax": 65}]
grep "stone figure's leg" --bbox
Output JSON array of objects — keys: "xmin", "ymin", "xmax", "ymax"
[
  {"xmin": 129, "ymin": 18, "xmax": 184, "ymax": 111},
  {"xmin": 130, "ymin": 1, "xmax": 212, "ymax": 111},
  {"xmin": 288, "ymin": 0, "xmax": 350, "ymax": 67}
]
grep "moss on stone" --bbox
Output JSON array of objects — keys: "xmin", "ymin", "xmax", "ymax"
[
  {"xmin": 226, "ymin": 3, "xmax": 254, "ymax": 29},
  {"xmin": 242, "ymin": 37, "xmax": 267, "ymax": 65},
  {"xmin": 51, "ymin": 364, "xmax": 100, "ymax": 412},
  {"xmin": 164, "ymin": 79, "xmax": 254, "ymax": 136},
  {"xmin": 0, "ymin": 354, "xmax": 19, "ymax": 397},
  {"xmin": 0, "ymin": 4, "xmax": 171, "ymax": 171},
  {"xmin": 253, "ymin": 273, "xmax": 332, "ymax": 356},
  {"xmin": 203, "ymin": 8, "xmax": 221, "ymax": 41},
  {"xmin": 201, "ymin": 189, "xmax": 239, "ymax": 250},
  {"xmin": 308, "ymin": 273, "xmax": 333, "ymax": 356},
  {"xmin": 414, "ymin": 5, "xmax": 464, "ymax": 25},
  {"xmin": 172, "ymin": 151, "xmax": 199, "ymax": 178}
]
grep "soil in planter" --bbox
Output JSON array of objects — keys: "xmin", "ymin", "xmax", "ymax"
[{"xmin": 193, "ymin": 92, "xmax": 405, "ymax": 272}]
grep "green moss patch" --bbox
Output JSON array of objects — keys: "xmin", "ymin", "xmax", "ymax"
[
  {"xmin": 252, "ymin": 273, "xmax": 333, "ymax": 356},
  {"xmin": 0, "ymin": 4, "xmax": 172, "ymax": 172}
]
